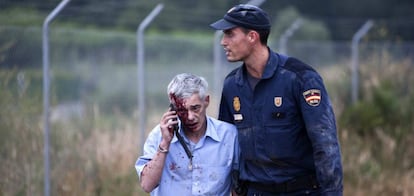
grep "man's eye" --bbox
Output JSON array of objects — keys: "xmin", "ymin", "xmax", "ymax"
[{"xmin": 191, "ymin": 106, "xmax": 201, "ymax": 112}]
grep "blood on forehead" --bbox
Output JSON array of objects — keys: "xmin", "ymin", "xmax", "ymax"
[
  {"xmin": 170, "ymin": 94, "xmax": 184, "ymax": 108},
  {"xmin": 169, "ymin": 94, "xmax": 188, "ymax": 119}
]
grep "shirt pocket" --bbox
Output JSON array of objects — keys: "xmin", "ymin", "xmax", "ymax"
[{"xmin": 263, "ymin": 117, "xmax": 302, "ymax": 160}]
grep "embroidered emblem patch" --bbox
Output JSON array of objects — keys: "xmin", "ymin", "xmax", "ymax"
[
  {"xmin": 233, "ymin": 96, "xmax": 241, "ymax": 112},
  {"xmin": 274, "ymin": 97, "xmax": 282, "ymax": 107},
  {"xmin": 303, "ymin": 89, "xmax": 321, "ymax": 106}
]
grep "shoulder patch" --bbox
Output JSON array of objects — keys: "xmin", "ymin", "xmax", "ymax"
[{"xmin": 303, "ymin": 89, "xmax": 321, "ymax": 106}]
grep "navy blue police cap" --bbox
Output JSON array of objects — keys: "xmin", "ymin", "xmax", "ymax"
[{"xmin": 210, "ymin": 4, "xmax": 271, "ymax": 30}]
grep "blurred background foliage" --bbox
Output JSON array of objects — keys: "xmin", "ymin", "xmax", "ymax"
[
  {"xmin": 1, "ymin": 0, "xmax": 414, "ymax": 40},
  {"xmin": 1, "ymin": 0, "xmax": 414, "ymax": 195}
]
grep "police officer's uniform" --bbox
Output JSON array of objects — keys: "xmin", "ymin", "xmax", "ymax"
[{"xmin": 219, "ymin": 49, "xmax": 343, "ymax": 195}]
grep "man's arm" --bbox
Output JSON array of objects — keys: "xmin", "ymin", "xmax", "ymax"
[
  {"xmin": 218, "ymin": 92, "xmax": 233, "ymax": 123},
  {"xmin": 299, "ymin": 73, "xmax": 343, "ymax": 195},
  {"xmin": 139, "ymin": 109, "xmax": 177, "ymax": 193},
  {"xmin": 140, "ymin": 139, "xmax": 170, "ymax": 193}
]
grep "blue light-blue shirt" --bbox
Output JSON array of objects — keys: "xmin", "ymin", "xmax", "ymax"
[{"xmin": 135, "ymin": 116, "xmax": 238, "ymax": 196}]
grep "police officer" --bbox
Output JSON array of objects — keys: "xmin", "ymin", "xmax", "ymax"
[{"xmin": 210, "ymin": 4, "xmax": 343, "ymax": 195}]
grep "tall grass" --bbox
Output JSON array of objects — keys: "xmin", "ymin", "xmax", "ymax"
[
  {"xmin": 337, "ymin": 53, "xmax": 414, "ymax": 196},
  {"xmin": 0, "ymin": 69, "xmax": 147, "ymax": 195},
  {"xmin": 1, "ymin": 38, "xmax": 414, "ymax": 195}
]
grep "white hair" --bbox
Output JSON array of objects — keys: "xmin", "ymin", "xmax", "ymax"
[{"xmin": 167, "ymin": 73, "xmax": 208, "ymax": 100}]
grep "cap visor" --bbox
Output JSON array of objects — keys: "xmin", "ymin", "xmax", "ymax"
[{"xmin": 210, "ymin": 19, "xmax": 237, "ymax": 30}]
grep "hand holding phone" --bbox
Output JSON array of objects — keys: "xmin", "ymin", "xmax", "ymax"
[
  {"xmin": 169, "ymin": 103, "xmax": 193, "ymax": 169},
  {"xmin": 169, "ymin": 103, "xmax": 179, "ymax": 133}
]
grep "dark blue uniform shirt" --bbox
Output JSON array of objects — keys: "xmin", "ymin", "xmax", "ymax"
[{"xmin": 219, "ymin": 48, "xmax": 343, "ymax": 194}]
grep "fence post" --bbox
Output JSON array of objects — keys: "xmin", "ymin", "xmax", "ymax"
[
  {"xmin": 137, "ymin": 3, "xmax": 164, "ymax": 150},
  {"xmin": 42, "ymin": 1, "xmax": 71, "ymax": 195},
  {"xmin": 279, "ymin": 18, "xmax": 303, "ymax": 54},
  {"xmin": 351, "ymin": 20, "xmax": 374, "ymax": 103}
]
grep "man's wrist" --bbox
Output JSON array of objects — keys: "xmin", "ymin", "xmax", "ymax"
[{"xmin": 158, "ymin": 144, "xmax": 169, "ymax": 153}]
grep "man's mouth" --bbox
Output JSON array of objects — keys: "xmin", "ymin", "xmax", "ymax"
[{"xmin": 186, "ymin": 123, "xmax": 198, "ymax": 130}]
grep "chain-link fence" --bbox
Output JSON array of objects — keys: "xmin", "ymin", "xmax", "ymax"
[{"xmin": 1, "ymin": 25, "xmax": 414, "ymax": 195}]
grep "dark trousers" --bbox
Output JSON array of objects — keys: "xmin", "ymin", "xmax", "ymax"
[
  {"xmin": 245, "ymin": 174, "xmax": 321, "ymax": 196},
  {"xmin": 247, "ymin": 187, "xmax": 321, "ymax": 196}
]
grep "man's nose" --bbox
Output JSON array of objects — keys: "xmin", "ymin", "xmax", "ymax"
[
  {"xmin": 220, "ymin": 36, "xmax": 226, "ymax": 46},
  {"xmin": 187, "ymin": 110, "xmax": 196, "ymax": 120}
]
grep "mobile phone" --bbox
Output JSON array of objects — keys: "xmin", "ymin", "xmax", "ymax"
[
  {"xmin": 169, "ymin": 103, "xmax": 193, "ymax": 167},
  {"xmin": 169, "ymin": 103, "xmax": 179, "ymax": 132}
]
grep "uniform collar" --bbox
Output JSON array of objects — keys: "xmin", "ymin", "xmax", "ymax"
[{"xmin": 235, "ymin": 47, "xmax": 279, "ymax": 85}]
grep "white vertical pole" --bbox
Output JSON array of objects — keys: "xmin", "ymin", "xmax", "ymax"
[
  {"xmin": 137, "ymin": 4, "xmax": 164, "ymax": 150},
  {"xmin": 213, "ymin": 30, "xmax": 223, "ymax": 103},
  {"xmin": 279, "ymin": 18, "xmax": 303, "ymax": 54},
  {"xmin": 245, "ymin": 0, "xmax": 266, "ymax": 6},
  {"xmin": 351, "ymin": 20, "xmax": 374, "ymax": 103},
  {"xmin": 42, "ymin": 1, "xmax": 71, "ymax": 195}
]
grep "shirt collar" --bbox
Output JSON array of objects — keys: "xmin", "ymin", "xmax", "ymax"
[
  {"xmin": 204, "ymin": 116, "xmax": 221, "ymax": 142},
  {"xmin": 171, "ymin": 116, "xmax": 220, "ymax": 144}
]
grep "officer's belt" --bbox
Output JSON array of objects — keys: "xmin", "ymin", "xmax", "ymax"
[{"xmin": 248, "ymin": 174, "xmax": 320, "ymax": 193}]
